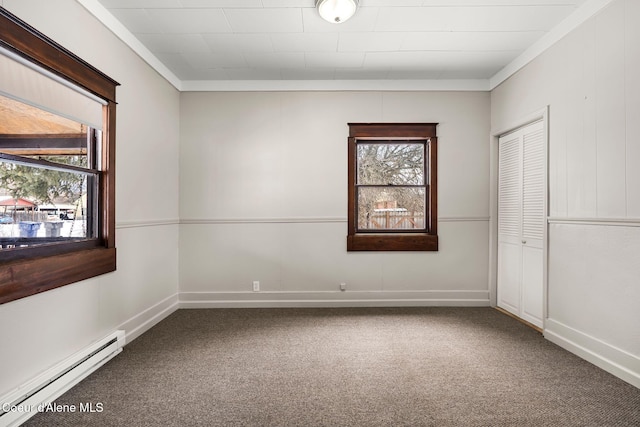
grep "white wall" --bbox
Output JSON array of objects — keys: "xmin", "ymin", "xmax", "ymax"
[
  {"xmin": 179, "ymin": 91, "xmax": 491, "ymax": 306},
  {"xmin": 0, "ymin": 0, "xmax": 180, "ymax": 398},
  {"xmin": 491, "ymin": 0, "xmax": 640, "ymax": 387}
]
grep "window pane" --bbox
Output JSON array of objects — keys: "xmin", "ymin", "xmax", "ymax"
[
  {"xmin": 0, "ymin": 162, "xmax": 94, "ymax": 248},
  {"xmin": 357, "ymin": 143, "xmax": 424, "ymax": 185},
  {"xmin": 357, "ymin": 187, "xmax": 426, "ymax": 230}
]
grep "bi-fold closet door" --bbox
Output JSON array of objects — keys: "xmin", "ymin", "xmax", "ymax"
[{"xmin": 497, "ymin": 120, "xmax": 545, "ymax": 329}]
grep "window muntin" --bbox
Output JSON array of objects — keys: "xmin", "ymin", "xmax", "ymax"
[{"xmin": 347, "ymin": 123, "xmax": 438, "ymax": 252}]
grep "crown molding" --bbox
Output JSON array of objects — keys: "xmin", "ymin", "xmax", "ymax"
[
  {"xmin": 180, "ymin": 79, "xmax": 489, "ymax": 92},
  {"xmin": 489, "ymin": 0, "xmax": 616, "ymax": 90},
  {"xmin": 77, "ymin": 0, "xmax": 182, "ymax": 91}
]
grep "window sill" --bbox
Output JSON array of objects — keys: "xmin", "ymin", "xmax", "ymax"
[
  {"xmin": 347, "ymin": 234, "xmax": 438, "ymax": 251},
  {"xmin": 0, "ymin": 247, "xmax": 116, "ymax": 304}
]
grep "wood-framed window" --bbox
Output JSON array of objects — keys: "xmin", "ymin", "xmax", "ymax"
[
  {"xmin": 0, "ymin": 7, "xmax": 119, "ymax": 304},
  {"xmin": 347, "ymin": 123, "xmax": 438, "ymax": 251}
]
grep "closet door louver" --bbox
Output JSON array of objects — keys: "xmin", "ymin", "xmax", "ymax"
[
  {"xmin": 499, "ymin": 135, "xmax": 521, "ymax": 239},
  {"xmin": 523, "ymin": 127, "xmax": 545, "ymax": 242}
]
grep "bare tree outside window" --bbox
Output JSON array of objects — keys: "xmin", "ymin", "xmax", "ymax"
[{"xmin": 356, "ymin": 143, "xmax": 427, "ymax": 230}]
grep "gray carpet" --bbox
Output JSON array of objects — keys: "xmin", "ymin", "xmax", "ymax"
[{"xmin": 24, "ymin": 308, "xmax": 640, "ymax": 426}]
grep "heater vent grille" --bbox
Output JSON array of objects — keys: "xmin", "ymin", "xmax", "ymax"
[{"xmin": 0, "ymin": 330, "xmax": 125, "ymax": 427}]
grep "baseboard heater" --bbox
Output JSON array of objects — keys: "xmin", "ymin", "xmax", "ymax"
[{"xmin": 0, "ymin": 330, "xmax": 125, "ymax": 427}]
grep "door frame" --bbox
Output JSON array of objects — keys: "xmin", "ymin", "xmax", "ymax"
[{"xmin": 489, "ymin": 106, "xmax": 549, "ymax": 330}]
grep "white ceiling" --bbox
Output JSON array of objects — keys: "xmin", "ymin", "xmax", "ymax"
[{"xmin": 85, "ymin": 0, "xmax": 600, "ymax": 90}]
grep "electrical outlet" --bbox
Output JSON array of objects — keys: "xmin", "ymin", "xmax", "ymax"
[
  {"xmin": 340, "ymin": 282, "xmax": 347, "ymax": 291},
  {"xmin": 252, "ymin": 281, "xmax": 260, "ymax": 292}
]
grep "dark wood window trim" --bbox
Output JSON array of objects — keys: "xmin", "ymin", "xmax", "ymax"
[
  {"xmin": 0, "ymin": 8, "xmax": 119, "ymax": 304},
  {"xmin": 347, "ymin": 123, "xmax": 438, "ymax": 252}
]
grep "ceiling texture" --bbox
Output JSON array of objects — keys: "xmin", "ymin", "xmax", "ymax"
[{"xmin": 83, "ymin": 0, "xmax": 600, "ymax": 90}]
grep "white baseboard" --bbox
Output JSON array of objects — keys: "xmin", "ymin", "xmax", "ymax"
[
  {"xmin": 118, "ymin": 293, "xmax": 179, "ymax": 343},
  {"xmin": 179, "ymin": 290, "xmax": 490, "ymax": 308},
  {"xmin": 544, "ymin": 318, "xmax": 640, "ymax": 389}
]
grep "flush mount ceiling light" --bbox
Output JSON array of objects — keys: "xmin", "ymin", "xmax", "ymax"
[{"xmin": 316, "ymin": 0, "xmax": 359, "ymax": 24}]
